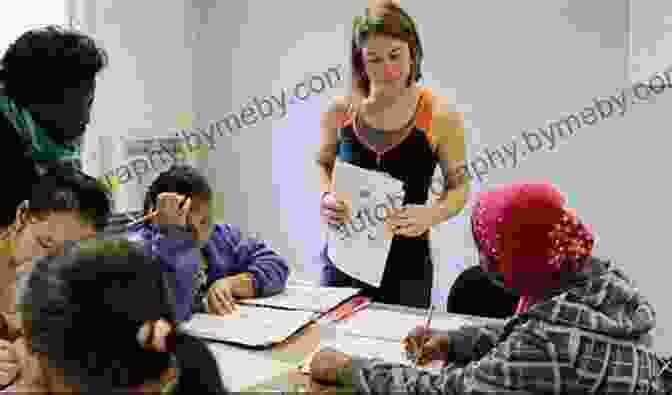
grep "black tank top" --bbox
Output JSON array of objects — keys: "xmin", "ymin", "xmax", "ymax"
[{"xmin": 336, "ymin": 87, "xmax": 438, "ymax": 222}]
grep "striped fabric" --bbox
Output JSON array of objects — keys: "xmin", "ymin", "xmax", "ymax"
[{"xmin": 350, "ymin": 258, "xmax": 669, "ymax": 394}]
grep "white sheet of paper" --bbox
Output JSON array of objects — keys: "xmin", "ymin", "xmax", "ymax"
[
  {"xmin": 238, "ymin": 285, "xmax": 361, "ymax": 312},
  {"xmin": 300, "ymin": 334, "xmax": 443, "ymax": 374},
  {"xmin": 327, "ymin": 160, "xmax": 405, "ymax": 287},
  {"xmin": 336, "ymin": 309, "xmax": 471, "ymax": 342},
  {"xmin": 180, "ymin": 306, "xmax": 315, "ymax": 347},
  {"xmin": 206, "ymin": 342, "xmax": 298, "ymax": 392}
]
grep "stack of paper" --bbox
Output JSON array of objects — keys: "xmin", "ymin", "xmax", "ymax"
[
  {"xmin": 336, "ymin": 308, "xmax": 471, "ymax": 342},
  {"xmin": 327, "ymin": 160, "xmax": 405, "ymax": 287},
  {"xmin": 180, "ymin": 305, "xmax": 315, "ymax": 347},
  {"xmin": 238, "ymin": 285, "xmax": 361, "ymax": 313}
]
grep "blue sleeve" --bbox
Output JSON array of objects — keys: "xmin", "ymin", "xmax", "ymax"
[
  {"xmin": 153, "ymin": 225, "xmax": 197, "ymax": 261},
  {"xmin": 216, "ymin": 224, "xmax": 290, "ymax": 297},
  {"xmin": 129, "ymin": 225, "xmax": 199, "ymax": 321}
]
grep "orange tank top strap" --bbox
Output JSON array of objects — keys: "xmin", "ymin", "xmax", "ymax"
[
  {"xmin": 340, "ymin": 102, "xmax": 355, "ymax": 128},
  {"xmin": 414, "ymin": 87, "xmax": 434, "ymax": 146}
]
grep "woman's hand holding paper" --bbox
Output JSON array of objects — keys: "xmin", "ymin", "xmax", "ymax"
[
  {"xmin": 320, "ymin": 193, "xmax": 352, "ymax": 226},
  {"xmin": 385, "ymin": 204, "xmax": 437, "ymax": 238}
]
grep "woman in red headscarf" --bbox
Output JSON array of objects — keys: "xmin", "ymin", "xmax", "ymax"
[{"xmin": 308, "ymin": 182, "xmax": 670, "ymax": 394}]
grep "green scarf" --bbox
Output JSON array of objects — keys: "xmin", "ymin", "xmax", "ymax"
[{"xmin": 0, "ymin": 94, "xmax": 80, "ymax": 162}]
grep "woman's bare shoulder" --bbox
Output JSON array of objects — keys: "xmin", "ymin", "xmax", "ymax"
[
  {"xmin": 325, "ymin": 95, "xmax": 354, "ymax": 114},
  {"xmin": 321, "ymin": 96, "xmax": 355, "ymax": 129},
  {"xmin": 431, "ymin": 95, "xmax": 463, "ymax": 121},
  {"xmin": 431, "ymin": 95, "xmax": 465, "ymax": 141}
]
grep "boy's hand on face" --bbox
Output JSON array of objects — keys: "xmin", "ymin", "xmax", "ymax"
[{"xmin": 155, "ymin": 193, "xmax": 191, "ymax": 227}]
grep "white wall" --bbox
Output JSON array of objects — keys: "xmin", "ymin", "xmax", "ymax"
[
  {"xmin": 75, "ymin": 0, "xmax": 198, "ymax": 212},
  {"xmin": 623, "ymin": 2, "xmax": 672, "ymax": 354},
  {"xmin": 79, "ymin": 0, "xmax": 672, "ymax": 353},
  {"xmin": 0, "ymin": 1, "xmax": 67, "ymax": 55}
]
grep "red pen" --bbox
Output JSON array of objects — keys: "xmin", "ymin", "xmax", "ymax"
[
  {"xmin": 322, "ymin": 296, "xmax": 370, "ymax": 322},
  {"xmin": 346, "ymin": 296, "xmax": 371, "ymax": 317},
  {"xmin": 415, "ymin": 305, "xmax": 435, "ymax": 367}
]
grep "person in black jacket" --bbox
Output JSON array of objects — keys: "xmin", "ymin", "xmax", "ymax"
[
  {"xmin": 445, "ymin": 265, "xmax": 519, "ymax": 319},
  {"xmin": 0, "ymin": 25, "xmax": 108, "ymax": 230},
  {"xmin": 444, "ymin": 211, "xmax": 520, "ymax": 319}
]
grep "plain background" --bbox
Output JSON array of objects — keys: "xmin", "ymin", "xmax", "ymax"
[{"xmin": 5, "ymin": 0, "xmax": 670, "ymax": 354}]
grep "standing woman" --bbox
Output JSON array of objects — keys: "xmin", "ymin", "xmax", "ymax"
[{"xmin": 317, "ymin": 1, "xmax": 469, "ymax": 308}]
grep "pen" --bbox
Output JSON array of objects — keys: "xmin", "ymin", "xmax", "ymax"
[
  {"xmin": 415, "ymin": 305, "xmax": 435, "ymax": 368},
  {"xmin": 340, "ymin": 296, "xmax": 370, "ymax": 320},
  {"xmin": 127, "ymin": 209, "xmax": 157, "ymax": 227},
  {"xmin": 327, "ymin": 297, "xmax": 365, "ymax": 322},
  {"xmin": 322, "ymin": 296, "xmax": 370, "ymax": 322},
  {"xmin": 127, "ymin": 195, "xmax": 189, "ymax": 228}
]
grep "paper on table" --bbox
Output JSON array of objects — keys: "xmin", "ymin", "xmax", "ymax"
[
  {"xmin": 326, "ymin": 160, "xmax": 405, "ymax": 287},
  {"xmin": 238, "ymin": 285, "xmax": 361, "ymax": 312},
  {"xmin": 180, "ymin": 305, "xmax": 315, "ymax": 347},
  {"xmin": 299, "ymin": 334, "xmax": 443, "ymax": 374},
  {"xmin": 336, "ymin": 308, "xmax": 471, "ymax": 342},
  {"xmin": 206, "ymin": 342, "xmax": 298, "ymax": 392}
]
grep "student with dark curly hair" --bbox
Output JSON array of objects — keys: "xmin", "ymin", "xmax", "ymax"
[
  {"xmin": 0, "ymin": 25, "xmax": 108, "ymax": 228},
  {"xmin": 5, "ymin": 239, "xmax": 228, "ymax": 393}
]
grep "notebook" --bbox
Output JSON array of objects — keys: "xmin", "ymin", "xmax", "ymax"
[
  {"xmin": 238, "ymin": 285, "xmax": 361, "ymax": 313},
  {"xmin": 180, "ymin": 305, "xmax": 316, "ymax": 348}
]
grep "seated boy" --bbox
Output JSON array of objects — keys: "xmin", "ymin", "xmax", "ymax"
[
  {"xmin": 0, "ymin": 165, "xmax": 111, "ymax": 389},
  {"xmin": 128, "ymin": 165, "xmax": 290, "ymax": 321}
]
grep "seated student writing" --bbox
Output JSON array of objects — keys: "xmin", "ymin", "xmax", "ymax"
[
  {"xmin": 0, "ymin": 166, "xmax": 111, "ymax": 390},
  {"xmin": 309, "ymin": 182, "xmax": 668, "ymax": 393},
  {"xmin": 5, "ymin": 239, "xmax": 228, "ymax": 394},
  {"xmin": 128, "ymin": 165, "xmax": 290, "ymax": 321}
]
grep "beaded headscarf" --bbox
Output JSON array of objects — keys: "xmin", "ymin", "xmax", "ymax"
[
  {"xmin": 471, "ymin": 182, "xmax": 594, "ymax": 302},
  {"xmin": 351, "ymin": 6, "xmax": 423, "ymax": 83}
]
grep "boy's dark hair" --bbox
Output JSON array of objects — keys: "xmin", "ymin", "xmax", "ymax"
[
  {"xmin": 0, "ymin": 165, "xmax": 111, "ymax": 229},
  {"xmin": 144, "ymin": 165, "xmax": 212, "ymax": 214},
  {"xmin": 20, "ymin": 239, "xmax": 228, "ymax": 393},
  {"xmin": 0, "ymin": 25, "xmax": 108, "ymax": 106}
]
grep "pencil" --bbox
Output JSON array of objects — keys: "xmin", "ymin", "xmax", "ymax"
[
  {"xmin": 415, "ymin": 305, "xmax": 435, "ymax": 367},
  {"xmin": 127, "ymin": 210, "xmax": 157, "ymax": 227}
]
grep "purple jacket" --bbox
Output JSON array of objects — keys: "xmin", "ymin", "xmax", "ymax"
[{"xmin": 127, "ymin": 223, "xmax": 290, "ymax": 321}]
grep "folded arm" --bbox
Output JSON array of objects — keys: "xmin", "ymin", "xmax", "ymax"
[{"xmin": 215, "ymin": 225, "xmax": 290, "ymax": 298}]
